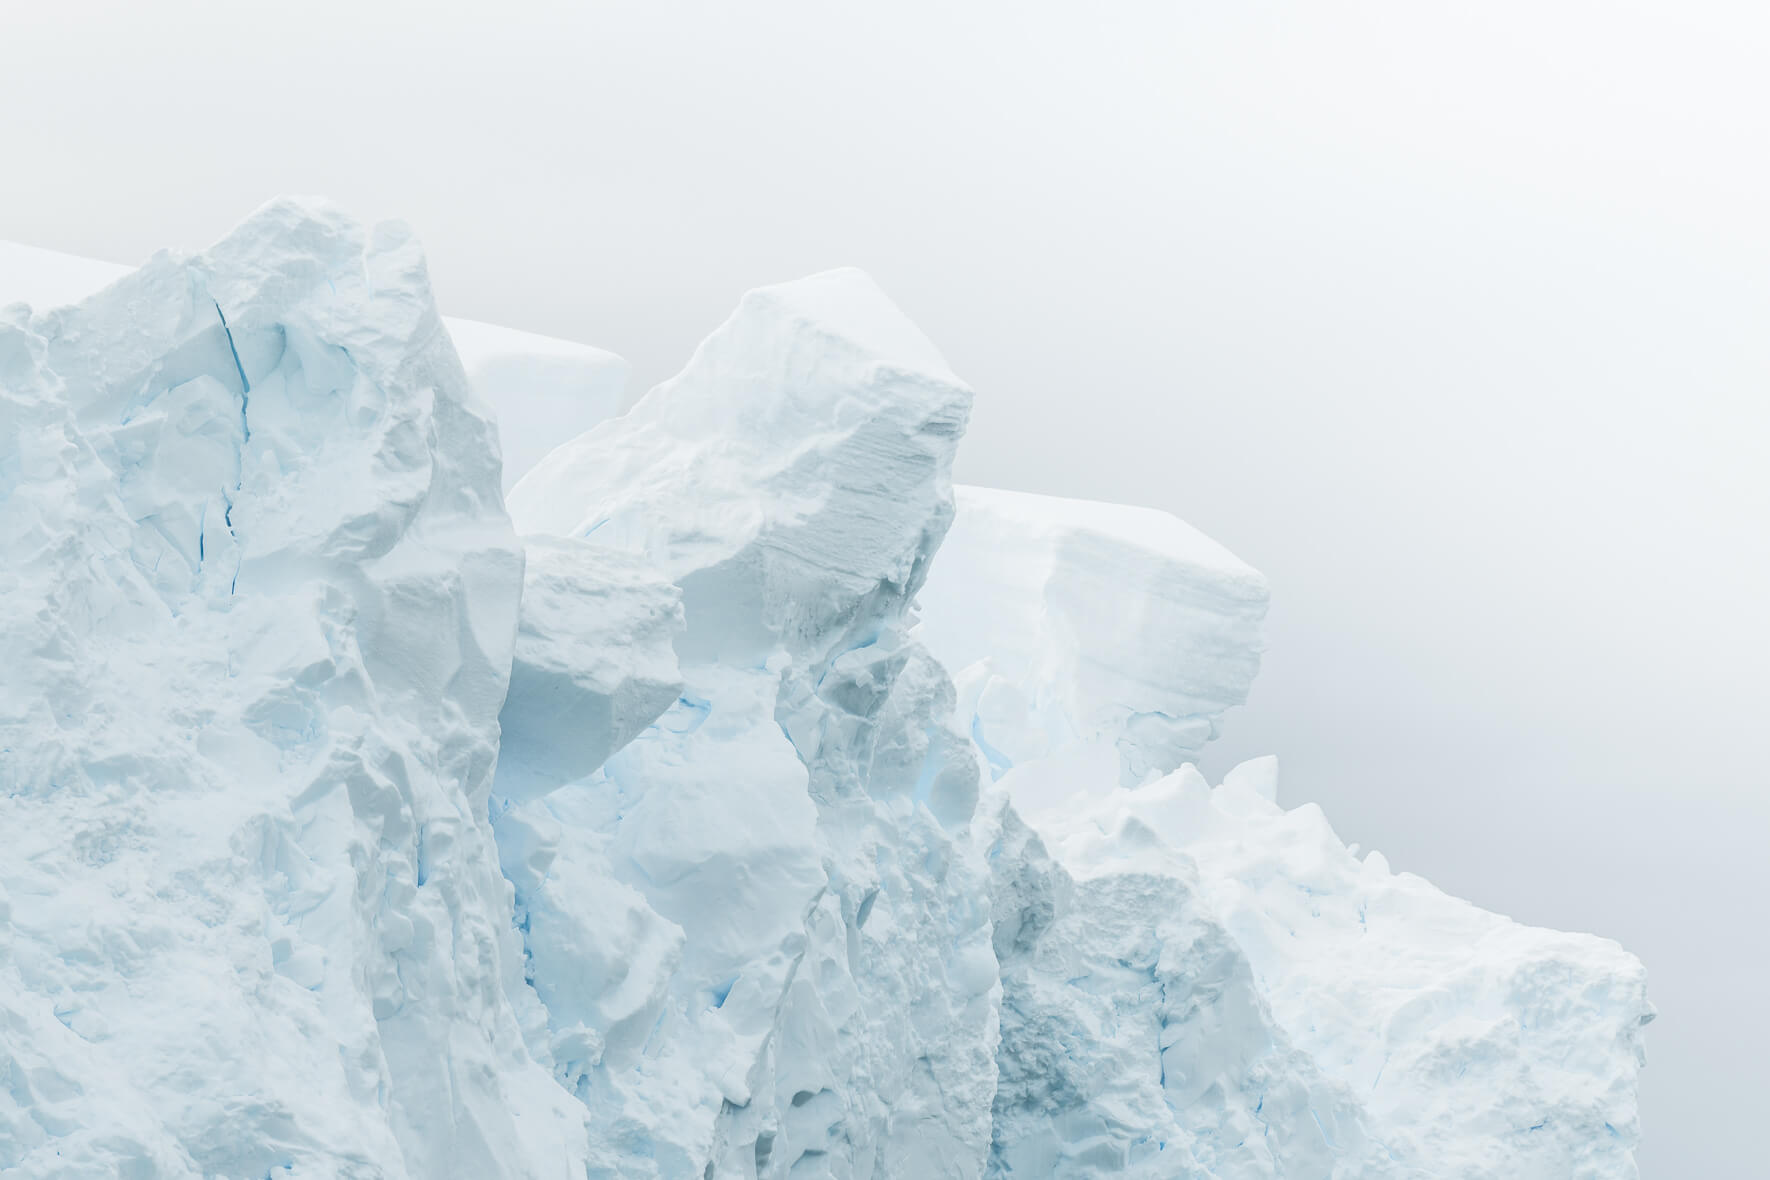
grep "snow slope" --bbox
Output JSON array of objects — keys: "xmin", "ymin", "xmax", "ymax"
[
  {"xmin": 1, "ymin": 207, "xmax": 1650, "ymax": 1178},
  {"xmin": 1, "ymin": 239, "xmax": 629, "ymax": 492}
]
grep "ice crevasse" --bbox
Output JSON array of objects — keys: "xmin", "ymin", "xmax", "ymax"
[{"xmin": 0, "ymin": 200, "xmax": 1650, "ymax": 1179}]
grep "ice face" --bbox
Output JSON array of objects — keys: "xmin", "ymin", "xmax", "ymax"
[
  {"xmin": 2, "ymin": 212, "xmax": 1649, "ymax": 1179},
  {"xmin": 1013, "ymin": 764, "xmax": 1654, "ymax": 1178},
  {"xmin": 439, "ymin": 318, "xmax": 629, "ymax": 491},
  {"xmin": 0, "ymin": 200, "xmax": 585, "ymax": 1179},
  {"xmin": 1, "ymin": 238, "xmax": 630, "ymax": 494},
  {"xmin": 501, "ymin": 267, "xmax": 998, "ymax": 1178},
  {"xmin": 509, "ymin": 266, "xmax": 970, "ymax": 665},
  {"xmin": 916, "ymin": 484, "xmax": 1270, "ymax": 794},
  {"xmin": 980, "ymin": 796, "xmax": 1406, "ymax": 1179},
  {"xmin": 493, "ymin": 536, "xmax": 684, "ymax": 804}
]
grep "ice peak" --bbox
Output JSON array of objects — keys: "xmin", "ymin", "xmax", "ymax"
[
  {"xmin": 734, "ymin": 265, "xmax": 960, "ymax": 386},
  {"xmin": 510, "ymin": 267, "xmax": 971, "ymax": 666}
]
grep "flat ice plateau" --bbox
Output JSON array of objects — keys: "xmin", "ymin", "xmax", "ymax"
[{"xmin": 1, "ymin": 202, "xmax": 1650, "ymax": 1178}]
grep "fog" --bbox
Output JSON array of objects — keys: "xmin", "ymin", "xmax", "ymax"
[{"xmin": 5, "ymin": 2, "xmax": 1765, "ymax": 1172}]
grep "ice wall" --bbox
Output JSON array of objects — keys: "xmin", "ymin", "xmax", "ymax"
[
  {"xmin": 917, "ymin": 485, "xmax": 1269, "ymax": 796},
  {"xmin": 978, "ymin": 761, "xmax": 1652, "ymax": 1178},
  {"xmin": 1, "ymin": 238, "xmax": 628, "ymax": 492},
  {"xmin": 980, "ymin": 795, "xmax": 1404, "ymax": 1178},
  {"xmin": 502, "ymin": 268, "xmax": 997, "ymax": 1178},
  {"xmin": 0, "ymin": 209, "xmax": 1651, "ymax": 1179},
  {"xmin": 0, "ymin": 200, "xmax": 586, "ymax": 1177},
  {"xmin": 1035, "ymin": 767, "xmax": 1654, "ymax": 1178}
]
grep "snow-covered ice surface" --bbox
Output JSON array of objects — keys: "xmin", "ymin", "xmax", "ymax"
[
  {"xmin": 493, "ymin": 536, "xmax": 684, "ymax": 806},
  {"xmin": 983, "ymin": 764, "xmax": 1651, "ymax": 1178},
  {"xmin": 504, "ymin": 267, "xmax": 998, "ymax": 1178},
  {"xmin": 917, "ymin": 485, "xmax": 1270, "ymax": 797},
  {"xmin": 981, "ymin": 793, "xmax": 1404, "ymax": 1179},
  {"xmin": 0, "ymin": 242, "xmax": 128, "ymax": 310},
  {"xmin": 1, "ymin": 238, "xmax": 629, "ymax": 493},
  {"xmin": 0, "ymin": 200, "xmax": 588, "ymax": 1177},
  {"xmin": 2, "ymin": 207, "xmax": 1649, "ymax": 1178}
]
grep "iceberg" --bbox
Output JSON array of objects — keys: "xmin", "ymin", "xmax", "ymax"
[
  {"xmin": 0, "ymin": 204, "xmax": 1650, "ymax": 1178},
  {"xmin": 1, "ymin": 199, "xmax": 585, "ymax": 1178}
]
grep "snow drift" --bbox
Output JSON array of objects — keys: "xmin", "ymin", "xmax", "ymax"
[{"xmin": 0, "ymin": 203, "xmax": 1650, "ymax": 1178}]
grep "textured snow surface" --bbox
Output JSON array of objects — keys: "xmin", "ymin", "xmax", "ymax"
[
  {"xmin": 1, "ymin": 238, "xmax": 628, "ymax": 493},
  {"xmin": 987, "ymin": 765, "xmax": 1652, "ymax": 1178},
  {"xmin": 0, "ymin": 200, "xmax": 588, "ymax": 1177},
  {"xmin": 493, "ymin": 537, "xmax": 684, "ymax": 805},
  {"xmin": 2, "ymin": 210, "xmax": 1648, "ymax": 1178},
  {"xmin": 503, "ymin": 267, "xmax": 998, "ymax": 1178}
]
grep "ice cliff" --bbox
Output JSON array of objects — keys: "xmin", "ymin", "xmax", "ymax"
[
  {"xmin": 0, "ymin": 239, "xmax": 629, "ymax": 493},
  {"xmin": 916, "ymin": 485, "xmax": 1269, "ymax": 798},
  {"xmin": 1, "ymin": 203, "xmax": 1650, "ymax": 1178},
  {"xmin": 2, "ymin": 203, "xmax": 585, "ymax": 1177}
]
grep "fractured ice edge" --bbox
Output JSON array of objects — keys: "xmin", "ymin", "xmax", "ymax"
[{"xmin": 0, "ymin": 200, "xmax": 1650, "ymax": 1179}]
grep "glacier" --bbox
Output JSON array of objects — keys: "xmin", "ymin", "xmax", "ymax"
[{"xmin": 0, "ymin": 202, "xmax": 1650, "ymax": 1178}]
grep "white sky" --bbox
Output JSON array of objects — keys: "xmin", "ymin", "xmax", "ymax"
[{"xmin": 5, "ymin": 2, "xmax": 1766, "ymax": 1172}]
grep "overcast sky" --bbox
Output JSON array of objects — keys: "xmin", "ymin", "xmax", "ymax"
[{"xmin": 5, "ymin": 2, "xmax": 1766, "ymax": 1173}]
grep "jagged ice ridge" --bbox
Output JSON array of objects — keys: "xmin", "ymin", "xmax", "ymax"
[{"xmin": 0, "ymin": 202, "xmax": 1650, "ymax": 1178}]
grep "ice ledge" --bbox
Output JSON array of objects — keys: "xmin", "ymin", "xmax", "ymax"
[{"xmin": 916, "ymin": 483, "xmax": 1269, "ymax": 792}]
